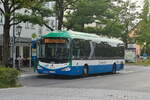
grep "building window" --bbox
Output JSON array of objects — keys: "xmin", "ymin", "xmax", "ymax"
[
  {"xmin": 23, "ymin": 46, "xmax": 30, "ymax": 58},
  {"xmin": 25, "ymin": 22, "xmax": 29, "ymax": 29},
  {"xmin": 23, "ymin": 46, "xmax": 30, "ymax": 66},
  {"xmin": 16, "ymin": 46, "xmax": 19, "ymax": 58},
  {"xmin": 31, "ymin": 24, "xmax": 35, "ymax": 29}
]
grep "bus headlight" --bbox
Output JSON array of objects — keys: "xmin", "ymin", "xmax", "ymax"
[
  {"xmin": 61, "ymin": 67, "xmax": 71, "ymax": 71},
  {"xmin": 37, "ymin": 65, "xmax": 42, "ymax": 69}
]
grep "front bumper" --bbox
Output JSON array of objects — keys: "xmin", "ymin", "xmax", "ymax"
[{"xmin": 37, "ymin": 66, "xmax": 83, "ymax": 76}]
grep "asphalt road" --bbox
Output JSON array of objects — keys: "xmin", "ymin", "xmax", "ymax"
[
  {"xmin": 21, "ymin": 65, "xmax": 150, "ymax": 92},
  {"xmin": 1, "ymin": 65, "xmax": 150, "ymax": 100}
]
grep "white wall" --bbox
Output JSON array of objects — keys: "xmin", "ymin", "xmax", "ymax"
[{"xmin": 0, "ymin": 2, "xmax": 57, "ymax": 38}]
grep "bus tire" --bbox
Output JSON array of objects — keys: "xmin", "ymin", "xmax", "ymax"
[
  {"xmin": 112, "ymin": 63, "xmax": 117, "ymax": 74},
  {"xmin": 83, "ymin": 64, "xmax": 88, "ymax": 77}
]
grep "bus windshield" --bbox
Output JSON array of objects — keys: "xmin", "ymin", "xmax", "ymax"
[{"xmin": 38, "ymin": 38, "xmax": 70, "ymax": 63}]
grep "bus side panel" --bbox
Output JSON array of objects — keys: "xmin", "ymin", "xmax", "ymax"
[
  {"xmin": 70, "ymin": 64, "xmax": 123, "ymax": 75},
  {"xmin": 88, "ymin": 65, "xmax": 113, "ymax": 74},
  {"xmin": 88, "ymin": 64, "xmax": 124, "ymax": 74},
  {"xmin": 59, "ymin": 66, "xmax": 83, "ymax": 75},
  {"xmin": 117, "ymin": 64, "xmax": 124, "ymax": 71},
  {"xmin": 37, "ymin": 63, "xmax": 124, "ymax": 76}
]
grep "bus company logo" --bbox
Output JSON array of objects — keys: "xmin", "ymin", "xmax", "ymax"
[
  {"xmin": 44, "ymin": 64, "xmax": 49, "ymax": 67},
  {"xmin": 50, "ymin": 65, "xmax": 55, "ymax": 69}
]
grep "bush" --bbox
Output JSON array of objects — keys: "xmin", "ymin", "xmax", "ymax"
[{"xmin": 0, "ymin": 67, "xmax": 20, "ymax": 88}]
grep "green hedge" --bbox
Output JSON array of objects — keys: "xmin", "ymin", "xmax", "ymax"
[{"xmin": 0, "ymin": 67, "xmax": 20, "ymax": 88}]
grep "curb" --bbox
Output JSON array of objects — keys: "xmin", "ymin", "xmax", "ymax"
[{"xmin": 20, "ymin": 73, "xmax": 38, "ymax": 78}]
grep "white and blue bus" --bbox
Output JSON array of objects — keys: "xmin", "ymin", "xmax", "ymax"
[{"xmin": 35, "ymin": 30, "xmax": 124, "ymax": 76}]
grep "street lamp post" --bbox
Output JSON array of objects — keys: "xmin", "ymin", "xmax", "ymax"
[
  {"xmin": 12, "ymin": 26, "xmax": 16, "ymax": 68},
  {"xmin": 143, "ymin": 42, "xmax": 147, "ymax": 60},
  {"xmin": 16, "ymin": 25, "xmax": 22, "ymax": 69},
  {"xmin": 16, "ymin": 25, "xmax": 22, "ymax": 37},
  {"xmin": 12, "ymin": 25, "xmax": 22, "ymax": 68}
]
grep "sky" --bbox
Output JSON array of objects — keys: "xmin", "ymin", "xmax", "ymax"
[
  {"xmin": 131, "ymin": 0, "xmax": 150, "ymax": 17},
  {"xmin": 130, "ymin": 0, "xmax": 144, "ymax": 13}
]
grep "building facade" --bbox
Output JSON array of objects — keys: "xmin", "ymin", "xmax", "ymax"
[{"xmin": 0, "ymin": 2, "xmax": 57, "ymax": 66}]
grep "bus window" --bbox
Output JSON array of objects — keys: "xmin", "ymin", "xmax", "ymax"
[
  {"xmin": 95, "ymin": 42, "xmax": 113, "ymax": 59},
  {"xmin": 72, "ymin": 39, "xmax": 90, "ymax": 60},
  {"xmin": 72, "ymin": 39, "xmax": 80, "ymax": 59}
]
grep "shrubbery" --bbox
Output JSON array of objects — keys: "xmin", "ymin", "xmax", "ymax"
[{"xmin": 0, "ymin": 67, "xmax": 20, "ymax": 88}]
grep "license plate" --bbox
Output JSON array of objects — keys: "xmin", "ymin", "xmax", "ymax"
[{"xmin": 49, "ymin": 71, "xmax": 55, "ymax": 73}]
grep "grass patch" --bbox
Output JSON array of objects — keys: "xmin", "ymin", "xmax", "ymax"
[
  {"xmin": 0, "ymin": 67, "xmax": 21, "ymax": 88},
  {"xmin": 126, "ymin": 59, "xmax": 150, "ymax": 66}
]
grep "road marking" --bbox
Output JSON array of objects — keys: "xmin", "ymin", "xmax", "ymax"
[
  {"xmin": 120, "ymin": 70, "xmax": 135, "ymax": 74},
  {"xmin": 20, "ymin": 74, "xmax": 38, "ymax": 78}
]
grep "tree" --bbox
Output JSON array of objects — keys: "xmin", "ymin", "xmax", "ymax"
[
  {"xmin": 0, "ymin": 0, "xmax": 53, "ymax": 66},
  {"xmin": 64, "ymin": 0, "xmax": 141, "ymax": 48},
  {"xmin": 117, "ymin": 0, "xmax": 141, "ymax": 48},
  {"xmin": 31, "ymin": 33, "xmax": 37, "ymax": 39},
  {"xmin": 64, "ymin": 0, "xmax": 111, "ymax": 32},
  {"xmin": 50, "ymin": 0, "xmax": 79, "ymax": 30},
  {"xmin": 137, "ymin": 0, "xmax": 150, "ymax": 50},
  {"xmin": 100, "ymin": 1, "xmax": 125, "ymax": 37}
]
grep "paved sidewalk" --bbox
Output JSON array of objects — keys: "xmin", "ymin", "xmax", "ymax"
[
  {"xmin": 0, "ymin": 87, "xmax": 150, "ymax": 100},
  {"xmin": 20, "ymin": 67, "xmax": 38, "ymax": 78},
  {"xmin": 20, "ymin": 67, "xmax": 35, "ymax": 74}
]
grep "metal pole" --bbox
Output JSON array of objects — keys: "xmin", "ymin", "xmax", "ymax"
[
  {"xmin": 12, "ymin": 0, "xmax": 16, "ymax": 68},
  {"xmin": 16, "ymin": 25, "xmax": 22, "ymax": 70},
  {"xmin": 18, "ymin": 35, "xmax": 20, "ymax": 70},
  {"xmin": 29, "ymin": 44, "xmax": 32, "ymax": 68},
  {"xmin": 12, "ymin": 24, "xmax": 16, "ymax": 68}
]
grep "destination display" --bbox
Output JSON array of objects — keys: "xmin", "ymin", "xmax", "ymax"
[{"xmin": 44, "ymin": 38, "xmax": 66, "ymax": 43}]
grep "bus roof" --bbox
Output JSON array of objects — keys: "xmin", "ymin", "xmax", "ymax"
[{"xmin": 41, "ymin": 30, "xmax": 124, "ymax": 45}]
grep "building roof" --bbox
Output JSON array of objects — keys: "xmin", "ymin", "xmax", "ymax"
[{"xmin": 41, "ymin": 30, "xmax": 124, "ymax": 46}]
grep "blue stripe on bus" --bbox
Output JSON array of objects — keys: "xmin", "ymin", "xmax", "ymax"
[{"xmin": 37, "ymin": 64, "xmax": 124, "ymax": 76}]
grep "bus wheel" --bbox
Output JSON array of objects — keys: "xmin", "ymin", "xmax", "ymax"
[
  {"xmin": 83, "ymin": 65, "xmax": 88, "ymax": 77},
  {"xmin": 112, "ymin": 64, "xmax": 117, "ymax": 74}
]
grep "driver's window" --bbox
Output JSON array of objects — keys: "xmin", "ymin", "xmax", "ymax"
[{"xmin": 72, "ymin": 39, "xmax": 80, "ymax": 60}]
